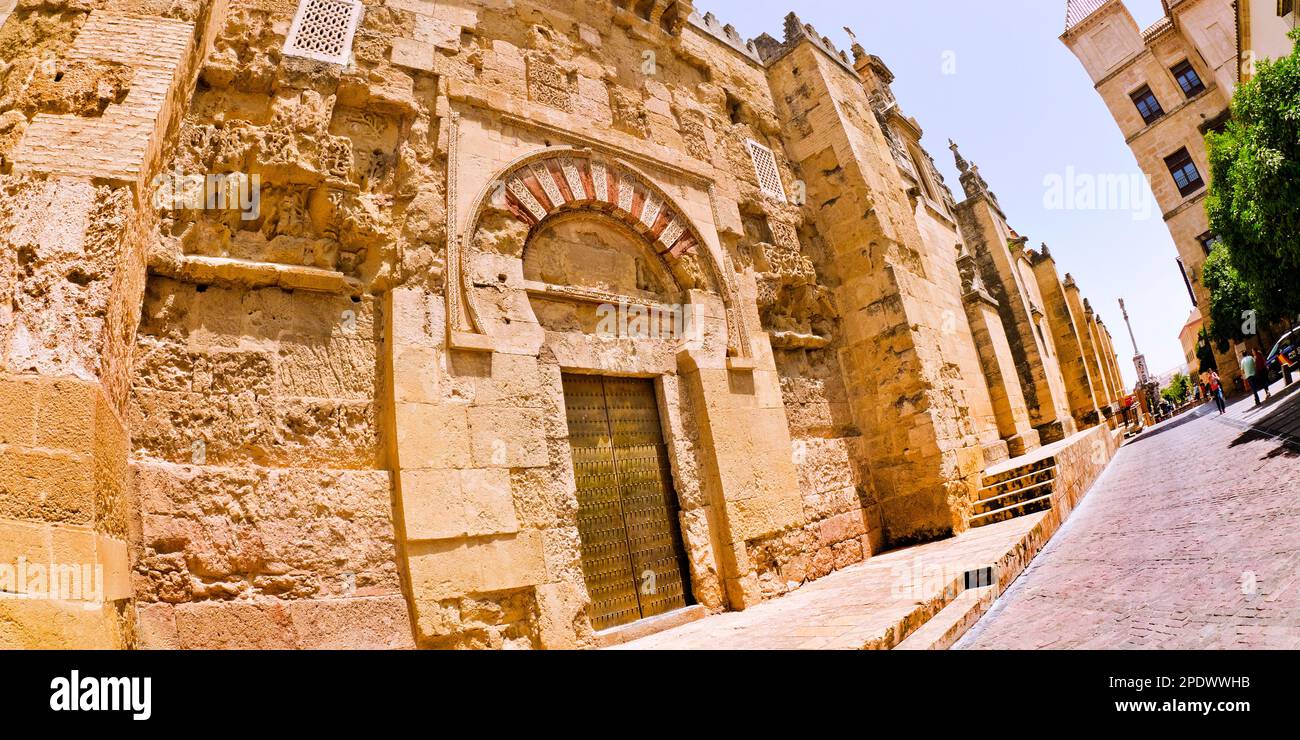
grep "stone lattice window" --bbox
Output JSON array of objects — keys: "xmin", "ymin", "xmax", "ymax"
[
  {"xmin": 283, "ymin": 0, "xmax": 364, "ymax": 65},
  {"xmin": 747, "ymin": 139, "xmax": 786, "ymax": 203}
]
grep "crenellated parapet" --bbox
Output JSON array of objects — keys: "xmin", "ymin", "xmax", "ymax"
[
  {"xmin": 751, "ymin": 12, "xmax": 857, "ymax": 74},
  {"xmin": 688, "ymin": 11, "xmax": 763, "ymax": 64}
]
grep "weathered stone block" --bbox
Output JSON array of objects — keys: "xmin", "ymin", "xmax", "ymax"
[
  {"xmin": 396, "ymin": 403, "xmax": 470, "ymax": 469},
  {"xmin": 174, "ymin": 600, "xmax": 298, "ymax": 650},
  {"xmin": 407, "ymin": 530, "xmax": 547, "ymax": 602},
  {"xmin": 289, "ymin": 596, "xmax": 416, "ymax": 649},
  {"xmin": 0, "ymin": 376, "xmax": 38, "ymax": 446},
  {"xmin": 467, "ymin": 406, "xmax": 548, "ymax": 468},
  {"xmin": 402, "ymin": 468, "xmax": 518, "ymax": 541}
]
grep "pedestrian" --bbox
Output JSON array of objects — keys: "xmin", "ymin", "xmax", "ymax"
[
  {"xmin": 1252, "ymin": 348, "xmax": 1272, "ymax": 401},
  {"xmin": 1241, "ymin": 351, "xmax": 1261, "ymax": 406},
  {"xmin": 1209, "ymin": 371, "xmax": 1226, "ymax": 414}
]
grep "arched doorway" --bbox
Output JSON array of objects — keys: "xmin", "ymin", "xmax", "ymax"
[{"xmin": 446, "ymin": 148, "xmax": 748, "ymax": 633}]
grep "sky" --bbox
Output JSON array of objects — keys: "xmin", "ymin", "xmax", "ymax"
[{"xmin": 695, "ymin": 0, "xmax": 1185, "ymax": 389}]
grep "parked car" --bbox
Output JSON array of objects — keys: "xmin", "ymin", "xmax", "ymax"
[{"xmin": 1266, "ymin": 329, "xmax": 1299, "ymax": 381}]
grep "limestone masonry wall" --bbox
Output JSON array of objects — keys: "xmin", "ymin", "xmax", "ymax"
[{"xmin": 0, "ymin": 0, "xmax": 1128, "ymax": 648}]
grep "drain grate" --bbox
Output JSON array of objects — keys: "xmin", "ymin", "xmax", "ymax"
[{"xmin": 964, "ymin": 566, "xmax": 995, "ymax": 590}]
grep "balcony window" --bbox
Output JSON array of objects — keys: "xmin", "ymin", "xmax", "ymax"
[
  {"xmin": 1130, "ymin": 85, "xmax": 1165, "ymax": 125},
  {"xmin": 1171, "ymin": 60, "xmax": 1206, "ymax": 98},
  {"xmin": 1165, "ymin": 148, "xmax": 1204, "ymax": 197}
]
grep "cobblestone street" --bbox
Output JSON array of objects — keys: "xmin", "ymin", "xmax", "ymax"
[{"xmin": 958, "ymin": 382, "xmax": 1300, "ymax": 649}]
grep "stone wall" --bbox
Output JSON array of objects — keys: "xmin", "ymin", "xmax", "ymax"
[
  {"xmin": 0, "ymin": 0, "xmax": 1127, "ymax": 648},
  {"xmin": 1033, "ymin": 251, "xmax": 1102, "ymax": 427},
  {"xmin": 0, "ymin": 0, "xmax": 224, "ymax": 648},
  {"xmin": 128, "ymin": 279, "xmax": 411, "ymax": 649}
]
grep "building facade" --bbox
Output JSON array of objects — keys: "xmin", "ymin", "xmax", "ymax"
[
  {"xmin": 1061, "ymin": 0, "xmax": 1245, "ymax": 387},
  {"xmin": 0, "ymin": 0, "xmax": 1122, "ymax": 649},
  {"xmin": 1237, "ymin": 0, "xmax": 1299, "ymax": 80}
]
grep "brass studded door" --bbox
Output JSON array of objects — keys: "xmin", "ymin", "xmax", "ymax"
[{"xmin": 562, "ymin": 374, "xmax": 692, "ymax": 631}]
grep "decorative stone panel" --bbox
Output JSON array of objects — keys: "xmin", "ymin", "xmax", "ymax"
[{"xmin": 283, "ymin": 0, "xmax": 364, "ymax": 66}]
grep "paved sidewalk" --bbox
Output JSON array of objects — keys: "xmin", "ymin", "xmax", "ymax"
[
  {"xmin": 1215, "ymin": 377, "xmax": 1300, "ymax": 446},
  {"xmin": 958, "ymin": 384, "xmax": 1300, "ymax": 649},
  {"xmin": 613, "ymin": 512, "xmax": 1045, "ymax": 650}
]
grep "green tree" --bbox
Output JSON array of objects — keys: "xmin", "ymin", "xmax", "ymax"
[
  {"xmin": 1205, "ymin": 30, "xmax": 1300, "ymax": 324},
  {"xmin": 1201, "ymin": 244, "xmax": 1260, "ymax": 353},
  {"xmin": 1161, "ymin": 372, "xmax": 1192, "ymax": 406}
]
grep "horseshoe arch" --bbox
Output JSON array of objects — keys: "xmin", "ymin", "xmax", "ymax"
[{"xmin": 447, "ymin": 146, "xmax": 751, "ymax": 361}]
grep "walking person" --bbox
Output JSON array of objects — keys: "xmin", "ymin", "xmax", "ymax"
[
  {"xmin": 1242, "ymin": 351, "xmax": 1261, "ymax": 406},
  {"xmin": 1209, "ymin": 370, "xmax": 1227, "ymax": 414},
  {"xmin": 1252, "ymin": 348, "xmax": 1272, "ymax": 401}
]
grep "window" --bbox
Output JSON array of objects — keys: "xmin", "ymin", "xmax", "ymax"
[
  {"xmin": 283, "ymin": 0, "xmax": 363, "ymax": 65},
  {"xmin": 1165, "ymin": 148, "xmax": 1204, "ymax": 197},
  {"xmin": 908, "ymin": 145, "xmax": 938, "ymax": 202},
  {"xmin": 1281, "ymin": 1, "xmax": 1295, "ymax": 19},
  {"xmin": 1130, "ymin": 85, "xmax": 1165, "ymax": 125},
  {"xmin": 1171, "ymin": 60, "xmax": 1206, "ymax": 98},
  {"xmin": 1198, "ymin": 231, "xmax": 1222, "ymax": 255},
  {"xmin": 746, "ymin": 139, "xmax": 787, "ymax": 203}
]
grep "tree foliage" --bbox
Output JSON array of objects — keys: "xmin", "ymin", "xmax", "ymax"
[
  {"xmin": 1205, "ymin": 30, "xmax": 1300, "ymax": 323},
  {"xmin": 1201, "ymin": 244, "xmax": 1257, "ymax": 352},
  {"xmin": 1161, "ymin": 372, "xmax": 1192, "ymax": 406}
]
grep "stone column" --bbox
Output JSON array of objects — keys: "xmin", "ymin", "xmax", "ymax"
[
  {"xmin": 962, "ymin": 290, "xmax": 1041, "ymax": 457},
  {"xmin": 677, "ymin": 345, "xmax": 804, "ymax": 610},
  {"xmin": 1100, "ymin": 322, "xmax": 1128, "ymax": 401},
  {"xmin": 1086, "ymin": 308, "xmax": 1120, "ymax": 407},
  {"xmin": 1064, "ymin": 278, "xmax": 1111, "ymax": 415},
  {"xmin": 1093, "ymin": 317, "xmax": 1121, "ymax": 404},
  {"xmin": 761, "ymin": 37, "xmax": 987, "ymax": 544}
]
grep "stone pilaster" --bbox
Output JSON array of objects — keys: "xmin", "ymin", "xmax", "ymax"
[
  {"xmin": 953, "ymin": 172, "xmax": 1072, "ymax": 443},
  {"xmin": 958, "ymin": 244, "xmax": 1039, "ymax": 456},
  {"xmin": 1033, "ymin": 250, "xmax": 1101, "ymax": 428},
  {"xmin": 762, "ymin": 27, "xmax": 987, "ymax": 544},
  {"xmin": 0, "ymin": 5, "xmax": 219, "ymax": 648}
]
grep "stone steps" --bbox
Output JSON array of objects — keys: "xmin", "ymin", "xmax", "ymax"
[
  {"xmin": 981, "ymin": 455, "xmax": 1057, "ymax": 488},
  {"xmin": 969, "ymin": 492, "xmax": 1054, "ymax": 528},
  {"xmin": 972, "ymin": 478, "xmax": 1054, "ymax": 516},
  {"xmin": 980, "ymin": 465, "xmax": 1057, "ymax": 498},
  {"xmin": 970, "ymin": 460, "xmax": 1059, "ymax": 529},
  {"xmin": 894, "ymin": 586, "xmax": 997, "ymax": 650}
]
